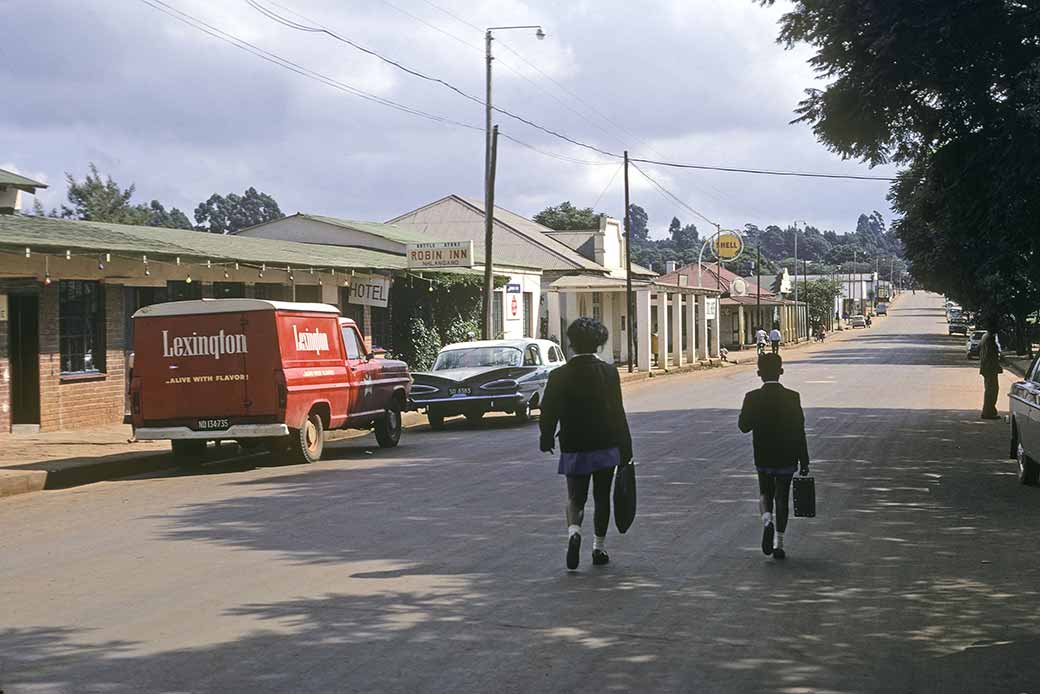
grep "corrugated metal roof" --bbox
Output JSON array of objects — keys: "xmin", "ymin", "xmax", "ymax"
[
  {"xmin": 0, "ymin": 214, "xmax": 484, "ymax": 275},
  {"xmin": 0, "ymin": 168, "xmax": 48, "ymax": 191},
  {"xmin": 295, "ymin": 214, "xmax": 432, "ymax": 245},
  {"xmin": 388, "ymin": 195, "xmax": 607, "ymax": 274}
]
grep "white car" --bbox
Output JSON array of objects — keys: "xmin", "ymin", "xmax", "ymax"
[
  {"xmin": 1010, "ymin": 355, "xmax": 1040, "ymax": 485},
  {"xmin": 966, "ymin": 330, "xmax": 985, "ymax": 359},
  {"xmin": 408, "ymin": 339, "xmax": 566, "ymax": 429},
  {"xmin": 849, "ymin": 315, "xmax": 867, "ymax": 328}
]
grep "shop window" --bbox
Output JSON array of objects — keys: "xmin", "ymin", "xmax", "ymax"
[
  {"xmin": 370, "ymin": 305, "xmax": 391, "ymax": 351},
  {"xmin": 167, "ymin": 280, "xmax": 202, "ymax": 302},
  {"xmin": 490, "ymin": 291, "xmax": 504, "ymax": 338},
  {"xmin": 213, "ymin": 282, "xmax": 245, "ymax": 298},
  {"xmin": 59, "ymin": 280, "xmax": 106, "ymax": 374},
  {"xmin": 255, "ymin": 283, "xmax": 289, "ymax": 301},
  {"xmin": 523, "ymin": 292, "xmax": 534, "ymax": 338}
]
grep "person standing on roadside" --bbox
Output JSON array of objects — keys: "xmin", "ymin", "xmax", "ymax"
[
  {"xmin": 738, "ymin": 354, "xmax": 810, "ymax": 560},
  {"xmin": 540, "ymin": 317, "xmax": 633, "ymax": 571},
  {"xmin": 979, "ymin": 318, "xmax": 1003, "ymax": 420},
  {"xmin": 755, "ymin": 326, "xmax": 768, "ymax": 355},
  {"xmin": 768, "ymin": 323, "xmax": 782, "ymax": 354}
]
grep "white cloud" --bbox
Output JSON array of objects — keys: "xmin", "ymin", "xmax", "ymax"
[{"xmin": 1, "ymin": 0, "xmax": 896, "ymax": 235}]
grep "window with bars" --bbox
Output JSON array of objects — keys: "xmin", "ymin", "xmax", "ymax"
[
  {"xmin": 59, "ymin": 280, "xmax": 106, "ymax": 374},
  {"xmin": 492, "ymin": 292, "xmax": 504, "ymax": 338},
  {"xmin": 592, "ymin": 292, "xmax": 603, "ymax": 321}
]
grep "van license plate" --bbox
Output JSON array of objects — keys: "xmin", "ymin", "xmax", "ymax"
[
  {"xmin": 198, "ymin": 418, "xmax": 230, "ymax": 430},
  {"xmin": 449, "ymin": 387, "xmax": 471, "ymax": 396}
]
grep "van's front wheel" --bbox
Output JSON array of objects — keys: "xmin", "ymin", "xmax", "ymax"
[
  {"xmin": 289, "ymin": 412, "xmax": 325, "ymax": 463},
  {"xmin": 375, "ymin": 407, "xmax": 402, "ymax": 448}
]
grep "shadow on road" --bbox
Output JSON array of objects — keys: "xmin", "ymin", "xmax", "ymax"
[{"xmin": 4, "ymin": 399, "xmax": 1039, "ymax": 693}]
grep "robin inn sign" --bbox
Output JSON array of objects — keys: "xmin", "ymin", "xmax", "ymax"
[{"xmin": 406, "ymin": 241, "xmax": 474, "ymax": 269}]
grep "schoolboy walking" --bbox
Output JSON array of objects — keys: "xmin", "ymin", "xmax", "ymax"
[{"xmin": 738, "ymin": 354, "xmax": 810, "ymax": 559}]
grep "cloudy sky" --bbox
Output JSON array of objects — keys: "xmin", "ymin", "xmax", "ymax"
[{"xmin": 2, "ymin": 0, "xmax": 898, "ymax": 238}]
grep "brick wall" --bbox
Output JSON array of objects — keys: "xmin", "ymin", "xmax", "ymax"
[
  {"xmin": 38, "ymin": 283, "xmax": 127, "ymax": 432},
  {"xmin": 0, "ymin": 316, "xmax": 9, "ymax": 434}
]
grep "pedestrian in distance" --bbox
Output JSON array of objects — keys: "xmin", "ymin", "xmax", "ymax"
[
  {"xmin": 540, "ymin": 317, "xmax": 634, "ymax": 571},
  {"xmin": 738, "ymin": 353, "xmax": 811, "ymax": 560},
  {"xmin": 768, "ymin": 323, "xmax": 782, "ymax": 354},
  {"xmin": 755, "ymin": 326, "xmax": 768, "ymax": 356},
  {"xmin": 979, "ymin": 317, "xmax": 1003, "ymax": 420}
]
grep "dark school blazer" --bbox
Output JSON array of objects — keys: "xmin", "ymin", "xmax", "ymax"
[
  {"xmin": 738, "ymin": 382, "xmax": 810, "ymax": 472},
  {"xmin": 539, "ymin": 354, "xmax": 633, "ymax": 464}
]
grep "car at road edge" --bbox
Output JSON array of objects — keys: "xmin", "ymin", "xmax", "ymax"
[
  {"xmin": 409, "ymin": 339, "xmax": 565, "ymax": 429},
  {"xmin": 1010, "ymin": 355, "xmax": 1040, "ymax": 485}
]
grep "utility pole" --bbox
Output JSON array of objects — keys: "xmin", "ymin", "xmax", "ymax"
[
  {"xmin": 483, "ymin": 25, "xmax": 544, "ymax": 341},
  {"xmin": 624, "ymin": 150, "xmax": 634, "ymax": 373},
  {"xmin": 482, "ymin": 125, "xmax": 499, "ymax": 339},
  {"xmin": 793, "ymin": 220, "xmax": 805, "ymax": 340},
  {"xmin": 756, "ymin": 243, "xmax": 763, "ymax": 324}
]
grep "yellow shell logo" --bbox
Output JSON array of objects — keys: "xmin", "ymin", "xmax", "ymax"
[{"xmin": 712, "ymin": 231, "xmax": 744, "ymax": 261}]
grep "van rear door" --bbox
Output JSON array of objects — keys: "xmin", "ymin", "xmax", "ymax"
[{"xmin": 135, "ymin": 311, "xmax": 259, "ymax": 426}]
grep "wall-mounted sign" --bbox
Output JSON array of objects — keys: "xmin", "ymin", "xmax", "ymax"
[
  {"xmin": 506, "ymin": 292, "xmax": 521, "ymax": 321},
  {"xmin": 730, "ymin": 277, "xmax": 748, "ymax": 297},
  {"xmin": 0, "ymin": 294, "xmax": 7, "ymax": 322},
  {"xmin": 406, "ymin": 241, "xmax": 474, "ymax": 269},
  {"xmin": 711, "ymin": 230, "xmax": 744, "ymax": 262},
  {"xmin": 704, "ymin": 297, "xmax": 719, "ymax": 320},
  {"xmin": 505, "ymin": 283, "xmax": 522, "ymax": 293},
  {"xmin": 347, "ymin": 274, "xmax": 390, "ymax": 308}
]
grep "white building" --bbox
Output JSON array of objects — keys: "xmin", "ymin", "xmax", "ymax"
[{"xmin": 389, "ymin": 195, "xmax": 724, "ymax": 370}]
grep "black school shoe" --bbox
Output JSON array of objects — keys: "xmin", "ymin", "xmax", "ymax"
[
  {"xmin": 762, "ymin": 523, "xmax": 775, "ymax": 556},
  {"xmin": 773, "ymin": 547, "xmax": 786, "ymax": 560},
  {"xmin": 592, "ymin": 549, "xmax": 610, "ymax": 566},
  {"xmin": 567, "ymin": 533, "xmax": 581, "ymax": 571}
]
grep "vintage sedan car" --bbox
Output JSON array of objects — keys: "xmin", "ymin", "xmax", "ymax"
[
  {"xmin": 409, "ymin": 339, "xmax": 566, "ymax": 429},
  {"xmin": 1010, "ymin": 355, "xmax": 1040, "ymax": 485},
  {"xmin": 849, "ymin": 315, "xmax": 867, "ymax": 328},
  {"xmin": 966, "ymin": 330, "xmax": 986, "ymax": 358},
  {"xmin": 949, "ymin": 319, "xmax": 969, "ymax": 336}
]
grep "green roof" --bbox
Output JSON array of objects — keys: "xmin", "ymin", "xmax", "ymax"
[
  {"xmin": 0, "ymin": 168, "xmax": 48, "ymax": 191},
  {"xmin": 296, "ymin": 214, "xmax": 433, "ymax": 245},
  {"xmin": 0, "ymin": 214, "xmax": 481, "ymax": 275}
]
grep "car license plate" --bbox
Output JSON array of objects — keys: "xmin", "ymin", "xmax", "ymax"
[
  {"xmin": 198, "ymin": 418, "xmax": 230, "ymax": 430},
  {"xmin": 449, "ymin": 387, "xmax": 471, "ymax": 396}
]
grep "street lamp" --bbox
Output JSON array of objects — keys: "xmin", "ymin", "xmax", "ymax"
[{"xmin": 482, "ymin": 24, "xmax": 545, "ymax": 339}]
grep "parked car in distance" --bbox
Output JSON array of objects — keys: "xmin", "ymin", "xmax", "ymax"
[
  {"xmin": 966, "ymin": 330, "xmax": 986, "ymax": 358},
  {"xmin": 1010, "ymin": 355, "xmax": 1040, "ymax": 484},
  {"xmin": 849, "ymin": 315, "xmax": 867, "ymax": 328},
  {"xmin": 947, "ymin": 308, "xmax": 963, "ymax": 323},
  {"xmin": 130, "ymin": 299, "xmax": 411, "ymax": 464},
  {"xmin": 876, "ymin": 303, "xmax": 888, "ymax": 316},
  {"xmin": 409, "ymin": 339, "xmax": 565, "ymax": 429},
  {"xmin": 949, "ymin": 319, "xmax": 969, "ymax": 336}
]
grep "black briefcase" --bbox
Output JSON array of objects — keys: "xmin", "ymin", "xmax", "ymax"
[{"xmin": 792, "ymin": 476, "xmax": 816, "ymax": 518}]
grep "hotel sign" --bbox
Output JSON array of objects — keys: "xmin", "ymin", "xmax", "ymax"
[
  {"xmin": 406, "ymin": 241, "xmax": 474, "ymax": 269},
  {"xmin": 347, "ymin": 273, "xmax": 390, "ymax": 308}
]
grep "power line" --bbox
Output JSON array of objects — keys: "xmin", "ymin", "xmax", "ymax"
[
  {"xmin": 592, "ymin": 163, "xmax": 624, "ymax": 209},
  {"xmin": 630, "ymin": 157, "xmax": 898, "ymax": 181},
  {"xmin": 630, "ymin": 161, "xmax": 719, "ymax": 228},
  {"xmin": 248, "ymin": 0, "xmax": 624, "ymax": 160},
  {"xmin": 143, "ymin": 0, "xmax": 901, "ymax": 184}
]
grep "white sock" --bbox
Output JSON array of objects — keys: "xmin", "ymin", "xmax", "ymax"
[
  {"xmin": 775, "ymin": 532, "xmax": 784, "ymax": 549},
  {"xmin": 762, "ymin": 512, "xmax": 773, "ymax": 527},
  {"xmin": 593, "ymin": 536, "xmax": 605, "ymax": 551},
  {"xmin": 568, "ymin": 525, "xmax": 581, "ymax": 538}
]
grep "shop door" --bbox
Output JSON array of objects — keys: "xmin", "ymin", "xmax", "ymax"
[{"xmin": 9, "ymin": 294, "xmax": 40, "ymax": 425}]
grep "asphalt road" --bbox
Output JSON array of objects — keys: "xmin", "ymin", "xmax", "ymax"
[{"xmin": 2, "ymin": 292, "xmax": 1037, "ymax": 694}]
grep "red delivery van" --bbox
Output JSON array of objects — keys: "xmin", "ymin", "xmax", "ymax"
[{"xmin": 129, "ymin": 299, "xmax": 411, "ymax": 463}]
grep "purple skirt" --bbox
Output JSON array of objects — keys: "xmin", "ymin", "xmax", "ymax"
[{"xmin": 558, "ymin": 447, "xmax": 620, "ymax": 476}]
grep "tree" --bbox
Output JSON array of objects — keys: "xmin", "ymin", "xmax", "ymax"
[
  {"xmin": 764, "ymin": 0, "xmax": 1040, "ymax": 350},
  {"xmin": 194, "ymin": 187, "xmax": 284, "ymax": 234},
  {"xmin": 143, "ymin": 200, "xmax": 193, "ymax": 230},
  {"xmin": 798, "ymin": 278, "xmax": 843, "ymax": 329},
  {"xmin": 533, "ymin": 201, "xmax": 601, "ymax": 230},
  {"xmin": 627, "ymin": 204, "xmax": 649, "ymax": 244},
  {"xmin": 61, "ymin": 163, "xmax": 149, "ymax": 225}
]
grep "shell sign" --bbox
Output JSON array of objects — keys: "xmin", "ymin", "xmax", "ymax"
[{"xmin": 711, "ymin": 230, "xmax": 744, "ymax": 261}]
